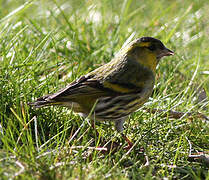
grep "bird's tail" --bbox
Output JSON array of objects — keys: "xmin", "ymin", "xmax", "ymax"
[{"xmin": 28, "ymin": 95, "xmax": 62, "ymax": 108}]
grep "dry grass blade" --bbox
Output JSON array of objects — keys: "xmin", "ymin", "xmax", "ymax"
[
  {"xmin": 144, "ymin": 108, "xmax": 209, "ymax": 121},
  {"xmin": 188, "ymin": 152, "xmax": 209, "ymax": 167}
]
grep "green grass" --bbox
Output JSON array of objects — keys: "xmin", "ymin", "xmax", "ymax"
[{"xmin": 0, "ymin": 0, "xmax": 209, "ymax": 179}]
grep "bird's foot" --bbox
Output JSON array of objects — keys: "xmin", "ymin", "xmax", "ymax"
[{"xmin": 121, "ymin": 133, "xmax": 134, "ymax": 150}]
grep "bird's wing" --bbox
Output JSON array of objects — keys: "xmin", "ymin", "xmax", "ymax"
[
  {"xmin": 29, "ymin": 75, "xmax": 111, "ymax": 108},
  {"xmin": 47, "ymin": 75, "xmax": 121, "ymax": 101},
  {"xmin": 30, "ymin": 66, "xmax": 144, "ymax": 108}
]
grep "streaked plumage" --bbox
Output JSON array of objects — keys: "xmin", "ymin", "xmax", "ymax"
[{"xmin": 29, "ymin": 37, "xmax": 174, "ymax": 136}]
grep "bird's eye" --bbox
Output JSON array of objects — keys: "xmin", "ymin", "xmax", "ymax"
[{"xmin": 147, "ymin": 44, "xmax": 156, "ymax": 51}]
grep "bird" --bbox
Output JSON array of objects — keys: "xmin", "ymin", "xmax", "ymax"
[{"xmin": 29, "ymin": 37, "xmax": 174, "ymax": 149}]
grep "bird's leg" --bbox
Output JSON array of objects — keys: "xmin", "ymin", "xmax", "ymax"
[
  {"xmin": 114, "ymin": 118, "xmax": 134, "ymax": 150},
  {"xmin": 121, "ymin": 133, "xmax": 133, "ymax": 150}
]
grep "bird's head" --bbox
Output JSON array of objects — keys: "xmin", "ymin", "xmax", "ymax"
[
  {"xmin": 126, "ymin": 37, "xmax": 174, "ymax": 72},
  {"xmin": 136, "ymin": 37, "xmax": 174, "ymax": 60}
]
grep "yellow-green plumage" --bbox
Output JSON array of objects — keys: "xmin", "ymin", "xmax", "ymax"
[{"xmin": 29, "ymin": 37, "xmax": 174, "ymax": 133}]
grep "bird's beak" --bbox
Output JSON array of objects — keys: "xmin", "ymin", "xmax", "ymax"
[
  {"xmin": 157, "ymin": 48, "xmax": 174, "ymax": 60},
  {"xmin": 164, "ymin": 48, "xmax": 174, "ymax": 56}
]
